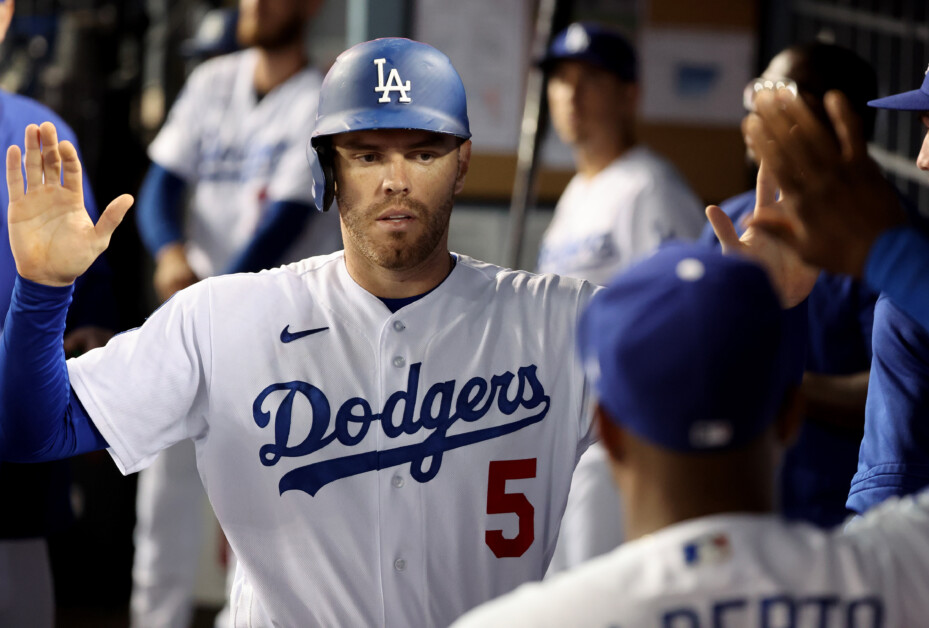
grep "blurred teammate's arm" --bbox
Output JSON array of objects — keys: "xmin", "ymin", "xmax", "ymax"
[
  {"xmin": 864, "ymin": 226, "xmax": 929, "ymax": 333},
  {"xmin": 136, "ymin": 163, "xmax": 198, "ymax": 301},
  {"xmin": 223, "ymin": 200, "xmax": 315, "ymax": 273}
]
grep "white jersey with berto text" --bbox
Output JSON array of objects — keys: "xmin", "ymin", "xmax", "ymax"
[
  {"xmin": 454, "ymin": 491, "xmax": 929, "ymax": 628},
  {"xmin": 67, "ymin": 252, "xmax": 596, "ymax": 627},
  {"xmin": 536, "ymin": 145, "xmax": 704, "ymax": 286},
  {"xmin": 148, "ymin": 48, "xmax": 341, "ymax": 278}
]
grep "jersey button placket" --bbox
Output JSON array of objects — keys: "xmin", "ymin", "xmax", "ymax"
[{"xmin": 378, "ymin": 317, "xmax": 425, "ymax": 626}]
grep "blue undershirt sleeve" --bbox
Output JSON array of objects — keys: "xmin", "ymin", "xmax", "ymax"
[
  {"xmin": 136, "ymin": 163, "xmax": 187, "ymax": 256},
  {"xmin": 0, "ymin": 276, "xmax": 108, "ymax": 463},
  {"xmin": 223, "ymin": 200, "xmax": 314, "ymax": 274},
  {"xmin": 864, "ymin": 226, "xmax": 929, "ymax": 334}
]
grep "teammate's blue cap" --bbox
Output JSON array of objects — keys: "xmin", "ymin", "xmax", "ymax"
[
  {"xmin": 540, "ymin": 22, "xmax": 637, "ymax": 83},
  {"xmin": 577, "ymin": 244, "xmax": 789, "ymax": 453},
  {"xmin": 868, "ymin": 64, "xmax": 929, "ymax": 110}
]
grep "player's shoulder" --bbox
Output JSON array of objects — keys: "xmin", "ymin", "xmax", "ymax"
[
  {"xmin": 179, "ymin": 252, "xmax": 333, "ymax": 305},
  {"xmin": 208, "ymin": 250, "xmax": 344, "ymax": 289},
  {"xmin": 0, "ymin": 91, "xmax": 79, "ymax": 145},
  {"xmin": 613, "ymin": 146, "xmax": 691, "ymax": 190},
  {"xmin": 182, "ymin": 48, "xmax": 254, "ymax": 93},
  {"xmin": 453, "ymin": 541, "xmax": 645, "ymax": 628},
  {"xmin": 453, "ymin": 253, "xmax": 598, "ymax": 305}
]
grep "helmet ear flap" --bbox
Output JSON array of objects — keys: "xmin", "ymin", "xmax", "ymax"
[{"xmin": 317, "ymin": 143, "xmax": 336, "ymax": 212}]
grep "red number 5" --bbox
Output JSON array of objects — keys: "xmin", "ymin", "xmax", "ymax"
[{"xmin": 485, "ymin": 458, "xmax": 537, "ymax": 558}]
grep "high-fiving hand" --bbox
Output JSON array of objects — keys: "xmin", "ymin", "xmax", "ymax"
[
  {"xmin": 6, "ymin": 122, "xmax": 133, "ymax": 287},
  {"xmin": 706, "ymin": 160, "xmax": 819, "ymax": 308},
  {"xmin": 743, "ymin": 89, "xmax": 906, "ymax": 277}
]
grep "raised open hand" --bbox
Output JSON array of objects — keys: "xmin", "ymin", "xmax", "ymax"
[
  {"xmin": 7, "ymin": 122, "xmax": 133, "ymax": 286},
  {"xmin": 706, "ymin": 160, "xmax": 819, "ymax": 308},
  {"xmin": 744, "ymin": 89, "xmax": 905, "ymax": 277}
]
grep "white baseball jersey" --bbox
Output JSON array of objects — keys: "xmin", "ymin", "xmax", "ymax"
[
  {"xmin": 536, "ymin": 145, "xmax": 705, "ymax": 286},
  {"xmin": 544, "ymin": 441, "xmax": 623, "ymax": 575},
  {"xmin": 148, "ymin": 48, "xmax": 341, "ymax": 278},
  {"xmin": 454, "ymin": 490, "xmax": 929, "ymax": 627},
  {"xmin": 67, "ymin": 252, "xmax": 597, "ymax": 627}
]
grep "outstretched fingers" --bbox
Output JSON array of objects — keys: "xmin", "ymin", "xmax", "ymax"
[
  {"xmin": 6, "ymin": 145, "xmax": 23, "ymax": 204},
  {"xmin": 93, "ymin": 194, "xmax": 134, "ymax": 251},
  {"xmin": 59, "ymin": 140, "xmax": 84, "ymax": 197},
  {"xmin": 39, "ymin": 122, "xmax": 61, "ymax": 184},
  {"xmin": 825, "ymin": 91, "xmax": 867, "ymax": 164},
  {"xmin": 23, "ymin": 124, "xmax": 42, "ymax": 191},
  {"xmin": 744, "ymin": 114, "xmax": 799, "ymax": 193},
  {"xmin": 755, "ymin": 160, "xmax": 779, "ymax": 211},
  {"xmin": 706, "ymin": 205, "xmax": 742, "ymax": 254}
]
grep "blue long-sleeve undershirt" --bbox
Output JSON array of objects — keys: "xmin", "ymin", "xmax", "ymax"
[
  {"xmin": 0, "ymin": 276, "xmax": 107, "ymax": 463},
  {"xmin": 865, "ymin": 226, "xmax": 929, "ymax": 334},
  {"xmin": 136, "ymin": 163, "xmax": 186, "ymax": 256}
]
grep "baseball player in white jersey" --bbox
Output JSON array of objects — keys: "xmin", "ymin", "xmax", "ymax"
[
  {"xmin": 454, "ymin": 243, "xmax": 929, "ymax": 628},
  {"xmin": 0, "ymin": 39, "xmax": 599, "ymax": 627},
  {"xmin": 536, "ymin": 22, "xmax": 705, "ymax": 574},
  {"xmin": 536, "ymin": 22, "xmax": 704, "ymax": 285},
  {"xmin": 132, "ymin": 3, "xmax": 340, "ymax": 625}
]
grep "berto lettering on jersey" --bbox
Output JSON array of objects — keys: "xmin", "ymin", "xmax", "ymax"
[{"xmin": 252, "ymin": 363, "xmax": 550, "ymax": 496}]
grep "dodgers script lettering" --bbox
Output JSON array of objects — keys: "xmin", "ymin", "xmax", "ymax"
[{"xmin": 252, "ymin": 363, "xmax": 550, "ymax": 496}]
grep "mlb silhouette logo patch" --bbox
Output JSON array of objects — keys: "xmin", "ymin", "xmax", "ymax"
[
  {"xmin": 374, "ymin": 58, "xmax": 412, "ymax": 103},
  {"xmin": 683, "ymin": 533, "xmax": 731, "ymax": 566}
]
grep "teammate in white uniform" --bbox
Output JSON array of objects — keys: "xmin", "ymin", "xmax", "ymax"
[
  {"xmin": 132, "ymin": 3, "xmax": 340, "ymax": 626},
  {"xmin": 0, "ymin": 39, "xmax": 599, "ymax": 627},
  {"xmin": 536, "ymin": 22, "xmax": 704, "ymax": 285},
  {"xmin": 454, "ymin": 243, "xmax": 929, "ymax": 628},
  {"xmin": 536, "ymin": 22, "xmax": 705, "ymax": 574}
]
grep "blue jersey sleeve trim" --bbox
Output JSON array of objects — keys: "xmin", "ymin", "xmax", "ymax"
[
  {"xmin": 0, "ymin": 276, "xmax": 108, "ymax": 462},
  {"xmin": 864, "ymin": 226, "xmax": 929, "ymax": 333},
  {"xmin": 136, "ymin": 163, "xmax": 187, "ymax": 256},
  {"xmin": 223, "ymin": 200, "xmax": 313, "ymax": 274}
]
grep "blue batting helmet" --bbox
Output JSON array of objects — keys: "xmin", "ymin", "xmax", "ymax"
[{"xmin": 307, "ymin": 38, "xmax": 471, "ymax": 211}]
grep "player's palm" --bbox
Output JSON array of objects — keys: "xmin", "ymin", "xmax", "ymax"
[{"xmin": 6, "ymin": 122, "xmax": 133, "ymax": 287}]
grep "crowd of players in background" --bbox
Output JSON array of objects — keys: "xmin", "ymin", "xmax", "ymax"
[{"xmin": 1, "ymin": 0, "xmax": 929, "ymax": 626}]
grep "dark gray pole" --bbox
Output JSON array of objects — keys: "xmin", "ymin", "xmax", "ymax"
[{"xmin": 505, "ymin": 0, "xmax": 573, "ymax": 269}]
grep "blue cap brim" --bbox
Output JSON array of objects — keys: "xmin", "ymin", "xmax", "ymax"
[
  {"xmin": 538, "ymin": 51, "xmax": 620, "ymax": 77},
  {"xmin": 868, "ymin": 88, "xmax": 929, "ymax": 111}
]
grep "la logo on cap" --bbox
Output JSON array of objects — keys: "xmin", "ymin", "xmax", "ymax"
[
  {"xmin": 564, "ymin": 23, "xmax": 590, "ymax": 53},
  {"xmin": 374, "ymin": 58, "xmax": 412, "ymax": 103}
]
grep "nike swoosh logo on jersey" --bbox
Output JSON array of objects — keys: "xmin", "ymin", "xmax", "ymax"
[{"xmin": 280, "ymin": 325, "xmax": 329, "ymax": 343}]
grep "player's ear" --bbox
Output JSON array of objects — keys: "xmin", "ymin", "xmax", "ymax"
[
  {"xmin": 453, "ymin": 139, "xmax": 471, "ymax": 195},
  {"xmin": 595, "ymin": 405, "xmax": 626, "ymax": 463},
  {"xmin": 774, "ymin": 385, "xmax": 804, "ymax": 448}
]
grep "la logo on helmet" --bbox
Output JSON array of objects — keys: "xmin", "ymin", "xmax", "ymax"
[{"xmin": 374, "ymin": 58, "xmax": 412, "ymax": 103}]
